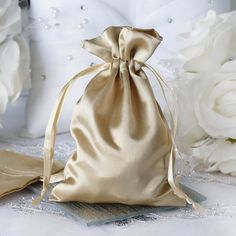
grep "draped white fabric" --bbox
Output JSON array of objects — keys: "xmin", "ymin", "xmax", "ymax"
[{"xmin": 23, "ymin": 0, "xmax": 232, "ymax": 137}]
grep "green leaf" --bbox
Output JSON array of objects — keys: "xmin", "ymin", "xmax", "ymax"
[{"xmin": 226, "ymin": 138, "xmax": 236, "ymax": 144}]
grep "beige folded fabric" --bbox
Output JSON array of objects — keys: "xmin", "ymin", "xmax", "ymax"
[{"xmin": 0, "ymin": 150, "xmax": 64, "ymax": 199}]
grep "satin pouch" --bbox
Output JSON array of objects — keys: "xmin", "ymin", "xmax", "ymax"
[
  {"xmin": 0, "ymin": 150, "xmax": 64, "ymax": 199},
  {"xmin": 38, "ymin": 26, "xmax": 200, "ymax": 209}
]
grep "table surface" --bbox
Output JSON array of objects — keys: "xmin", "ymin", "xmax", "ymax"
[{"xmin": 0, "ymin": 96, "xmax": 236, "ymax": 236}]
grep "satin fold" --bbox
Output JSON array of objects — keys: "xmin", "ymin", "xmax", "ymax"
[{"xmin": 0, "ymin": 150, "xmax": 64, "ymax": 199}]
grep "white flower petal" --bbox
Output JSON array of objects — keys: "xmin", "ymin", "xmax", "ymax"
[
  {"xmin": 194, "ymin": 73, "xmax": 236, "ymax": 138},
  {"xmin": 0, "ymin": 35, "xmax": 30, "ymax": 103},
  {"xmin": 178, "ymin": 10, "xmax": 222, "ymax": 46},
  {"xmin": 0, "ymin": 82, "xmax": 8, "ymax": 114},
  {"xmin": 194, "ymin": 139, "xmax": 236, "ymax": 176},
  {"xmin": 14, "ymin": 35, "xmax": 31, "ymax": 91},
  {"xmin": 221, "ymin": 59, "xmax": 236, "ymax": 72},
  {"xmin": 0, "ymin": 0, "xmax": 21, "ymax": 43},
  {"xmin": 179, "ymin": 11, "xmax": 236, "ymax": 73},
  {"xmin": 0, "ymin": 40, "xmax": 21, "ymax": 99}
]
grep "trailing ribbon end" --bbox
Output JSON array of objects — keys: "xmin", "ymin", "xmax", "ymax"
[
  {"xmin": 32, "ymin": 187, "xmax": 47, "ymax": 206},
  {"xmin": 183, "ymin": 192, "xmax": 205, "ymax": 214},
  {"xmin": 192, "ymin": 202, "xmax": 205, "ymax": 214},
  {"xmin": 80, "ymin": 40, "xmax": 86, "ymax": 49},
  {"xmin": 174, "ymin": 175, "xmax": 205, "ymax": 214},
  {"xmin": 171, "ymin": 176, "xmax": 205, "ymax": 214},
  {"xmin": 144, "ymin": 63, "xmax": 204, "ymax": 214},
  {"xmin": 33, "ymin": 63, "xmax": 109, "ymax": 206}
]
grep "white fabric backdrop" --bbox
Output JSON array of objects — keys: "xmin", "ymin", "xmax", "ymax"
[{"xmin": 22, "ymin": 0, "xmax": 232, "ymax": 137}]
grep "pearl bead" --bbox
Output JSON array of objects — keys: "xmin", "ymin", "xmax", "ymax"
[
  {"xmin": 67, "ymin": 55, "xmax": 74, "ymax": 61},
  {"xmin": 80, "ymin": 5, "xmax": 86, "ymax": 10},
  {"xmin": 167, "ymin": 17, "xmax": 173, "ymax": 23},
  {"xmin": 77, "ymin": 24, "xmax": 84, "ymax": 29},
  {"xmin": 37, "ymin": 17, "xmax": 43, "ymax": 22},
  {"xmin": 82, "ymin": 18, "xmax": 89, "ymax": 24},
  {"xmin": 44, "ymin": 24, "xmax": 51, "ymax": 30},
  {"xmin": 50, "ymin": 7, "xmax": 59, "ymax": 18},
  {"xmin": 41, "ymin": 75, "xmax": 46, "ymax": 80}
]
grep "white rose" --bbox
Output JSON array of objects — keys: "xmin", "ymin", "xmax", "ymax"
[
  {"xmin": 193, "ymin": 139, "xmax": 236, "ymax": 176},
  {"xmin": 0, "ymin": 0, "xmax": 21, "ymax": 43},
  {"xmin": 194, "ymin": 71, "xmax": 236, "ymax": 139},
  {"xmin": 175, "ymin": 67, "xmax": 236, "ymax": 152},
  {"xmin": 0, "ymin": 1, "xmax": 30, "ymax": 126},
  {"xmin": 178, "ymin": 10, "xmax": 236, "ymax": 73}
]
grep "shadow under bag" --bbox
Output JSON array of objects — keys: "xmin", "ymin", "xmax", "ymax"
[{"xmin": 38, "ymin": 26, "xmax": 200, "ymax": 209}]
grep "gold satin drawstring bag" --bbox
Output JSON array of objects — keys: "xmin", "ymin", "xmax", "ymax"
[{"xmin": 37, "ymin": 26, "xmax": 200, "ymax": 209}]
